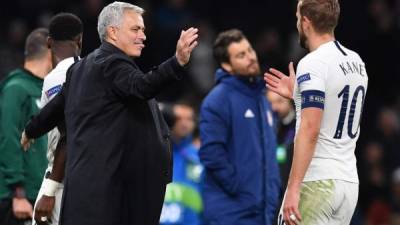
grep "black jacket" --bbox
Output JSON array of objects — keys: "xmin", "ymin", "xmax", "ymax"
[{"xmin": 25, "ymin": 42, "xmax": 184, "ymax": 225}]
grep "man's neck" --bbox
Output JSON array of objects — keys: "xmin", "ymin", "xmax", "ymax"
[
  {"xmin": 308, "ymin": 33, "xmax": 335, "ymax": 52},
  {"xmin": 52, "ymin": 44, "xmax": 78, "ymax": 67},
  {"xmin": 24, "ymin": 60, "xmax": 49, "ymax": 79}
]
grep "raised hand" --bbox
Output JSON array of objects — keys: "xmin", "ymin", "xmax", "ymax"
[
  {"xmin": 264, "ymin": 62, "xmax": 296, "ymax": 99},
  {"xmin": 175, "ymin": 27, "xmax": 199, "ymax": 66}
]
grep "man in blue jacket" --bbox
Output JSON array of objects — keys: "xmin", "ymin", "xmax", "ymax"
[{"xmin": 199, "ymin": 29, "xmax": 281, "ymax": 225}]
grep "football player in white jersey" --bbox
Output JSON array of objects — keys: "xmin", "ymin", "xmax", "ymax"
[
  {"xmin": 265, "ymin": 0, "xmax": 368, "ymax": 225},
  {"xmin": 21, "ymin": 13, "xmax": 82, "ymax": 225}
]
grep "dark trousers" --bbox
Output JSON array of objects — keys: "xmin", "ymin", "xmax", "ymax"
[{"xmin": 0, "ymin": 199, "xmax": 32, "ymax": 225}]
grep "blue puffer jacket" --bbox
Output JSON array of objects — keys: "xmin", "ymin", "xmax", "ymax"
[{"xmin": 199, "ymin": 69, "xmax": 281, "ymax": 225}]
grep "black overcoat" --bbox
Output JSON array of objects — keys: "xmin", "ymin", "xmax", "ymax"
[{"xmin": 26, "ymin": 42, "xmax": 184, "ymax": 225}]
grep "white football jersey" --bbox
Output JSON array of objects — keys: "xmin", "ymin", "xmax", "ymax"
[
  {"xmin": 40, "ymin": 57, "xmax": 77, "ymax": 168},
  {"xmin": 293, "ymin": 41, "xmax": 368, "ymax": 183}
]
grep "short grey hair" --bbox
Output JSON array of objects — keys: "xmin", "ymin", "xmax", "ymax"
[{"xmin": 97, "ymin": 1, "xmax": 144, "ymax": 43}]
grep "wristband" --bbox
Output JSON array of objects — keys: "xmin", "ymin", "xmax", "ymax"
[{"xmin": 41, "ymin": 179, "xmax": 61, "ymax": 197}]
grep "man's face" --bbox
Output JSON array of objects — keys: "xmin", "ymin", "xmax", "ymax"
[
  {"xmin": 224, "ymin": 38, "xmax": 260, "ymax": 76},
  {"xmin": 296, "ymin": 1, "xmax": 308, "ymax": 50},
  {"xmin": 114, "ymin": 10, "xmax": 146, "ymax": 57},
  {"xmin": 172, "ymin": 105, "xmax": 195, "ymax": 140}
]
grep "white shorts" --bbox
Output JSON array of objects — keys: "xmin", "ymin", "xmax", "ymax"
[
  {"xmin": 278, "ymin": 180, "xmax": 358, "ymax": 225},
  {"xmin": 32, "ymin": 168, "xmax": 63, "ymax": 225}
]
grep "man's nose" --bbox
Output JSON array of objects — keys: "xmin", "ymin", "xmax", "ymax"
[
  {"xmin": 139, "ymin": 31, "xmax": 146, "ymax": 41},
  {"xmin": 247, "ymin": 53, "xmax": 256, "ymax": 62}
]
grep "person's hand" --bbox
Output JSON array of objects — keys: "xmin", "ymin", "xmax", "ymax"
[
  {"xmin": 175, "ymin": 27, "xmax": 199, "ymax": 66},
  {"xmin": 264, "ymin": 62, "xmax": 296, "ymax": 99},
  {"xmin": 12, "ymin": 197, "xmax": 33, "ymax": 220},
  {"xmin": 282, "ymin": 187, "xmax": 302, "ymax": 225},
  {"xmin": 34, "ymin": 195, "xmax": 55, "ymax": 225},
  {"xmin": 21, "ymin": 130, "xmax": 34, "ymax": 151}
]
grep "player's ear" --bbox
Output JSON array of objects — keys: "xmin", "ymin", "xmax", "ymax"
[
  {"xmin": 302, "ymin": 16, "xmax": 312, "ymax": 31},
  {"xmin": 47, "ymin": 37, "xmax": 53, "ymax": 49},
  {"xmin": 221, "ymin": 62, "xmax": 233, "ymax": 74},
  {"xmin": 76, "ymin": 34, "xmax": 83, "ymax": 51}
]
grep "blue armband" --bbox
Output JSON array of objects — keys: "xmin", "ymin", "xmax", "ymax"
[{"xmin": 301, "ymin": 90, "xmax": 325, "ymax": 109}]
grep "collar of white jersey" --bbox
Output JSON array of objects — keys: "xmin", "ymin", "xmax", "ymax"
[
  {"xmin": 315, "ymin": 40, "xmax": 337, "ymax": 52},
  {"xmin": 54, "ymin": 56, "xmax": 80, "ymax": 71}
]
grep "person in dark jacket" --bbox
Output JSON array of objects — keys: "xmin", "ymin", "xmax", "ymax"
[
  {"xmin": 20, "ymin": 2, "xmax": 198, "ymax": 225},
  {"xmin": 199, "ymin": 29, "xmax": 281, "ymax": 225}
]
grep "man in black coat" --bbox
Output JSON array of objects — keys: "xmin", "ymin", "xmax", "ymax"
[{"xmin": 20, "ymin": 2, "xmax": 198, "ymax": 225}]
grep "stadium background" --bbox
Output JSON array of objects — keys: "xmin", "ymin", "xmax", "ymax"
[{"xmin": 0, "ymin": 0, "xmax": 399, "ymax": 224}]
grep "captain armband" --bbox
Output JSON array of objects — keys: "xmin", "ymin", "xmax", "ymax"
[{"xmin": 301, "ymin": 90, "xmax": 325, "ymax": 109}]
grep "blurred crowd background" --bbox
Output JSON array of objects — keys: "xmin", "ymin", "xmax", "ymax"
[{"xmin": 0, "ymin": 0, "xmax": 399, "ymax": 224}]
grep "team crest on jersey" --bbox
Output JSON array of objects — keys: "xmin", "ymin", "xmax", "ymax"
[
  {"xmin": 46, "ymin": 85, "xmax": 62, "ymax": 98},
  {"xmin": 297, "ymin": 73, "xmax": 311, "ymax": 85}
]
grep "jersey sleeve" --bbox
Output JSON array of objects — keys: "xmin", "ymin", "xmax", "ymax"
[
  {"xmin": 296, "ymin": 58, "xmax": 327, "ymax": 109},
  {"xmin": 40, "ymin": 77, "xmax": 50, "ymax": 107},
  {"xmin": 41, "ymin": 76, "xmax": 63, "ymax": 107}
]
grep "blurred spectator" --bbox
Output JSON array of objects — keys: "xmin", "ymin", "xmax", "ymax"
[
  {"xmin": 368, "ymin": 0, "xmax": 395, "ymax": 34},
  {"xmin": 0, "ymin": 28, "xmax": 51, "ymax": 225},
  {"xmin": 155, "ymin": 0, "xmax": 194, "ymax": 31},
  {"xmin": 69, "ymin": 0, "xmax": 104, "ymax": 55},
  {"xmin": 359, "ymin": 141, "xmax": 391, "ymax": 225},
  {"xmin": 390, "ymin": 168, "xmax": 400, "ymax": 225},
  {"xmin": 160, "ymin": 102, "xmax": 203, "ymax": 225},
  {"xmin": 364, "ymin": 0, "xmax": 400, "ymax": 104},
  {"xmin": 267, "ymin": 90, "xmax": 295, "ymax": 190},
  {"xmin": 366, "ymin": 199, "xmax": 391, "ymax": 225},
  {"xmin": 199, "ymin": 29, "xmax": 280, "ymax": 225},
  {"xmin": 255, "ymin": 28, "xmax": 286, "ymax": 71},
  {"xmin": 286, "ymin": 31, "xmax": 307, "ymax": 64},
  {"xmin": 151, "ymin": 0, "xmax": 197, "ymax": 102},
  {"xmin": 375, "ymin": 108, "xmax": 400, "ymax": 174},
  {"xmin": 187, "ymin": 20, "xmax": 216, "ymax": 97},
  {"xmin": 0, "ymin": 19, "xmax": 28, "ymax": 80},
  {"xmin": 153, "ymin": 0, "xmax": 195, "ymax": 59},
  {"xmin": 159, "ymin": 102, "xmax": 177, "ymax": 128}
]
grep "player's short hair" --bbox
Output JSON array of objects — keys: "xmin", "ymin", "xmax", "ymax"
[
  {"xmin": 213, "ymin": 29, "xmax": 246, "ymax": 65},
  {"xmin": 49, "ymin": 13, "xmax": 83, "ymax": 41},
  {"xmin": 298, "ymin": 0, "xmax": 340, "ymax": 34},
  {"xmin": 24, "ymin": 28, "xmax": 49, "ymax": 61},
  {"xmin": 97, "ymin": 1, "xmax": 145, "ymax": 43}
]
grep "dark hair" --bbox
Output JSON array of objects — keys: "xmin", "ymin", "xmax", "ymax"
[
  {"xmin": 24, "ymin": 28, "xmax": 49, "ymax": 61},
  {"xmin": 159, "ymin": 103, "xmax": 176, "ymax": 128},
  {"xmin": 213, "ymin": 29, "xmax": 246, "ymax": 65},
  {"xmin": 49, "ymin": 13, "xmax": 83, "ymax": 41},
  {"xmin": 298, "ymin": 0, "xmax": 340, "ymax": 34}
]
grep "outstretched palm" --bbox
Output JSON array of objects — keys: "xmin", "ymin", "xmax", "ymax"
[{"xmin": 264, "ymin": 62, "xmax": 296, "ymax": 99}]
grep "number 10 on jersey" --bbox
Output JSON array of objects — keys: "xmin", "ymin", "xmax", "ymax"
[{"xmin": 334, "ymin": 85, "xmax": 366, "ymax": 139}]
